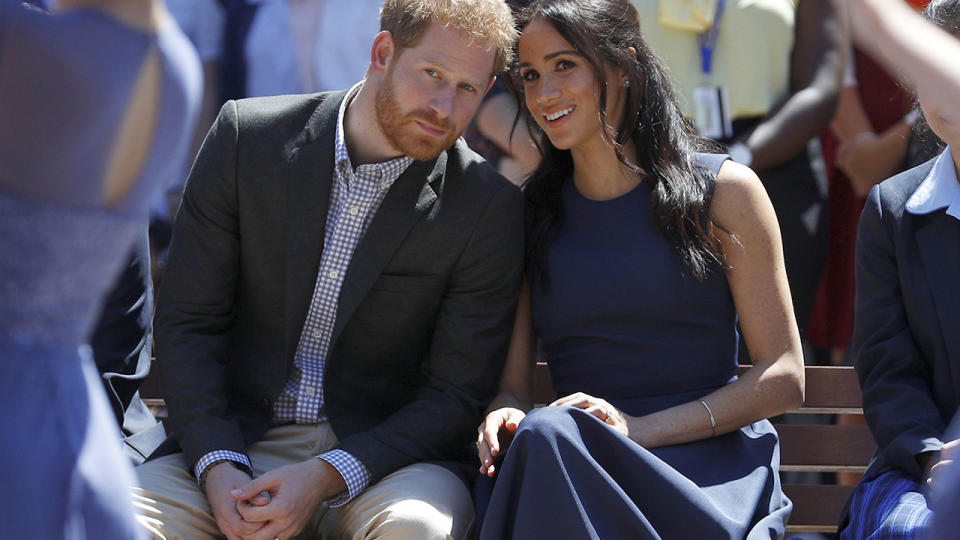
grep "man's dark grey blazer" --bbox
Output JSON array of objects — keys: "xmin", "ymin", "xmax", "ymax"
[
  {"xmin": 849, "ymin": 155, "xmax": 960, "ymax": 484},
  {"xmin": 152, "ymin": 90, "xmax": 524, "ymax": 484}
]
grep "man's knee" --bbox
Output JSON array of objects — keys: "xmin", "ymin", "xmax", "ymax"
[
  {"xmin": 132, "ymin": 454, "xmax": 219, "ymax": 540},
  {"xmin": 333, "ymin": 463, "xmax": 474, "ymax": 540},
  {"xmin": 369, "ymin": 498, "xmax": 469, "ymax": 539}
]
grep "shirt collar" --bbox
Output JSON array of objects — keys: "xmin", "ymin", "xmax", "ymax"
[
  {"xmin": 906, "ymin": 145, "xmax": 960, "ymax": 221},
  {"xmin": 334, "ymin": 81, "xmax": 413, "ymax": 180}
]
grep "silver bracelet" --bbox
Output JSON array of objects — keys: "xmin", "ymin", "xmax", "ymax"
[{"xmin": 699, "ymin": 399, "xmax": 717, "ymax": 437}]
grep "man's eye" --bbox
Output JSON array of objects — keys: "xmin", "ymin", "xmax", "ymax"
[
  {"xmin": 425, "ymin": 68, "xmax": 439, "ymax": 78},
  {"xmin": 459, "ymin": 83, "xmax": 476, "ymax": 93}
]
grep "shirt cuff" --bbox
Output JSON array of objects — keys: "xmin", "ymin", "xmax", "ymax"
[
  {"xmin": 315, "ymin": 449, "xmax": 371, "ymax": 507},
  {"xmin": 194, "ymin": 450, "xmax": 253, "ymax": 483}
]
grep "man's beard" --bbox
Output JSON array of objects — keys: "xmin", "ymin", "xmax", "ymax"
[{"xmin": 375, "ymin": 68, "xmax": 460, "ymax": 161}]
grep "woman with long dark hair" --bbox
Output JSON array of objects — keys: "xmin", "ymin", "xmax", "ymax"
[{"xmin": 475, "ymin": 0, "xmax": 803, "ymax": 537}]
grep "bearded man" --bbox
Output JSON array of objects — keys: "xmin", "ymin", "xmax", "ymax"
[{"xmin": 133, "ymin": 2, "xmax": 522, "ymax": 538}]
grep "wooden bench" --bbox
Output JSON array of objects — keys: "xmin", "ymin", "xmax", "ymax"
[
  {"xmin": 141, "ymin": 361, "xmax": 874, "ymax": 534},
  {"xmin": 534, "ymin": 362, "xmax": 874, "ymax": 534}
]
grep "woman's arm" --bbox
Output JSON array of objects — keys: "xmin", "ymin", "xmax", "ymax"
[
  {"xmin": 477, "ymin": 279, "xmax": 538, "ymax": 475},
  {"xmin": 621, "ymin": 160, "xmax": 805, "ymax": 448},
  {"xmin": 741, "ymin": 0, "xmax": 845, "ymax": 172}
]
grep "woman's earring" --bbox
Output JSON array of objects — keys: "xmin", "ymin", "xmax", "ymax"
[{"xmin": 623, "ymin": 80, "xmax": 631, "ymax": 88}]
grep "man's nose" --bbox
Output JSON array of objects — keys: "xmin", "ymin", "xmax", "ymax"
[{"xmin": 429, "ymin": 86, "xmax": 456, "ymax": 119}]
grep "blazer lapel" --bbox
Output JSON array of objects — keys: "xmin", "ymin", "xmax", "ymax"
[
  {"xmin": 283, "ymin": 92, "xmax": 345, "ymax": 363},
  {"xmin": 330, "ymin": 152, "xmax": 447, "ymax": 347},
  {"xmin": 915, "ymin": 211, "xmax": 960, "ymax": 392}
]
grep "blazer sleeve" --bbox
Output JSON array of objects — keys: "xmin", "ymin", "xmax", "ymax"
[
  {"xmin": 850, "ymin": 184, "xmax": 945, "ymax": 481},
  {"xmin": 336, "ymin": 180, "xmax": 525, "ymax": 482},
  {"xmin": 154, "ymin": 100, "xmax": 248, "ymax": 470}
]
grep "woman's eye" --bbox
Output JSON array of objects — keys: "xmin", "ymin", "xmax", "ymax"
[
  {"xmin": 520, "ymin": 70, "xmax": 538, "ymax": 82},
  {"xmin": 556, "ymin": 60, "xmax": 575, "ymax": 71}
]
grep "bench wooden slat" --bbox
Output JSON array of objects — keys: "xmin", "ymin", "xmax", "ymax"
[
  {"xmin": 791, "ymin": 366, "xmax": 862, "ymax": 413},
  {"xmin": 783, "ymin": 484, "xmax": 855, "ymax": 533},
  {"xmin": 778, "ymin": 424, "xmax": 875, "ymax": 472}
]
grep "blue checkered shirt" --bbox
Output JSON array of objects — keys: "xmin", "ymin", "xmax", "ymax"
[{"xmin": 195, "ymin": 85, "xmax": 413, "ymax": 505}]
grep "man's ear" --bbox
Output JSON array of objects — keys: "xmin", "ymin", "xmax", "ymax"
[{"xmin": 369, "ymin": 31, "xmax": 396, "ymax": 76}]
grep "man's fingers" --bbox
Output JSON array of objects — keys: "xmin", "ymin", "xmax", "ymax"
[
  {"xmin": 931, "ymin": 459, "xmax": 952, "ymax": 477},
  {"xmin": 247, "ymin": 491, "xmax": 271, "ymax": 507},
  {"xmin": 941, "ymin": 439, "xmax": 960, "ymax": 460},
  {"xmin": 218, "ymin": 525, "xmax": 242, "ymax": 540},
  {"xmin": 232, "ymin": 477, "xmax": 274, "ymax": 502},
  {"xmin": 232, "ymin": 513, "xmax": 267, "ymax": 536},
  {"xmin": 243, "ymin": 519, "xmax": 289, "ymax": 540},
  {"xmin": 234, "ymin": 498, "xmax": 272, "ymax": 525},
  {"xmin": 236, "ymin": 498, "xmax": 285, "ymax": 524}
]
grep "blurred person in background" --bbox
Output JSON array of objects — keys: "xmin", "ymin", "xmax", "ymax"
[
  {"xmin": 837, "ymin": 0, "xmax": 960, "ymax": 536},
  {"xmin": 463, "ymin": 78, "xmax": 541, "ymax": 186},
  {"xmin": 630, "ymin": 0, "xmax": 845, "ymax": 353},
  {"xmin": 807, "ymin": 0, "xmax": 942, "ymax": 371},
  {"xmin": 460, "ymin": 0, "xmax": 540, "ymax": 186},
  {"xmin": 151, "ymin": 0, "xmax": 225, "ymax": 279},
  {"xmin": 0, "ymin": 0, "xmax": 200, "ymax": 538},
  {"xmin": 806, "ymin": 0, "xmax": 943, "ymax": 489},
  {"xmin": 221, "ymin": 0, "xmax": 384, "ymax": 102}
]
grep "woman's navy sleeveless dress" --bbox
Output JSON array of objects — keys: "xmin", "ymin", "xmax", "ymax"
[
  {"xmin": 0, "ymin": 5, "xmax": 200, "ymax": 538},
  {"xmin": 479, "ymin": 154, "xmax": 792, "ymax": 539}
]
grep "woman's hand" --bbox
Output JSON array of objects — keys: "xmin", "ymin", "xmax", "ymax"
[
  {"xmin": 477, "ymin": 407, "xmax": 527, "ymax": 477},
  {"xmin": 550, "ymin": 392, "xmax": 629, "ymax": 438}
]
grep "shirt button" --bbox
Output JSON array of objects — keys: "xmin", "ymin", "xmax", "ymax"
[
  {"xmin": 304, "ymin": 386, "xmax": 316, "ymax": 396},
  {"xmin": 312, "ymin": 329, "xmax": 323, "ymax": 339},
  {"xmin": 349, "ymin": 206, "xmax": 359, "ymax": 216},
  {"xmin": 328, "ymin": 270, "xmax": 339, "ymax": 279}
]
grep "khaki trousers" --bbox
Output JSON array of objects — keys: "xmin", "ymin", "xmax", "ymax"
[{"xmin": 133, "ymin": 423, "xmax": 473, "ymax": 540}]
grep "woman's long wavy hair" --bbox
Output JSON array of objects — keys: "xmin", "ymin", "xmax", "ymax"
[{"xmin": 511, "ymin": 0, "xmax": 724, "ymax": 282}]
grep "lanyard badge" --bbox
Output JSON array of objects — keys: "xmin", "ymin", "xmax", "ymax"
[{"xmin": 692, "ymin": 0, "xmax": 734, "ymax": 140}]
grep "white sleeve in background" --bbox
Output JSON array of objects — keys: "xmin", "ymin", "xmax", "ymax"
[{"xmin": 844, "ymin": 45, "xmax": 859, "ymax": 88}]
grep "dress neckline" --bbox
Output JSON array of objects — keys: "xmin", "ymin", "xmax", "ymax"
[{"xmin": 567, "ymin": 175, "xmax": 648, "ymax": 204}]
